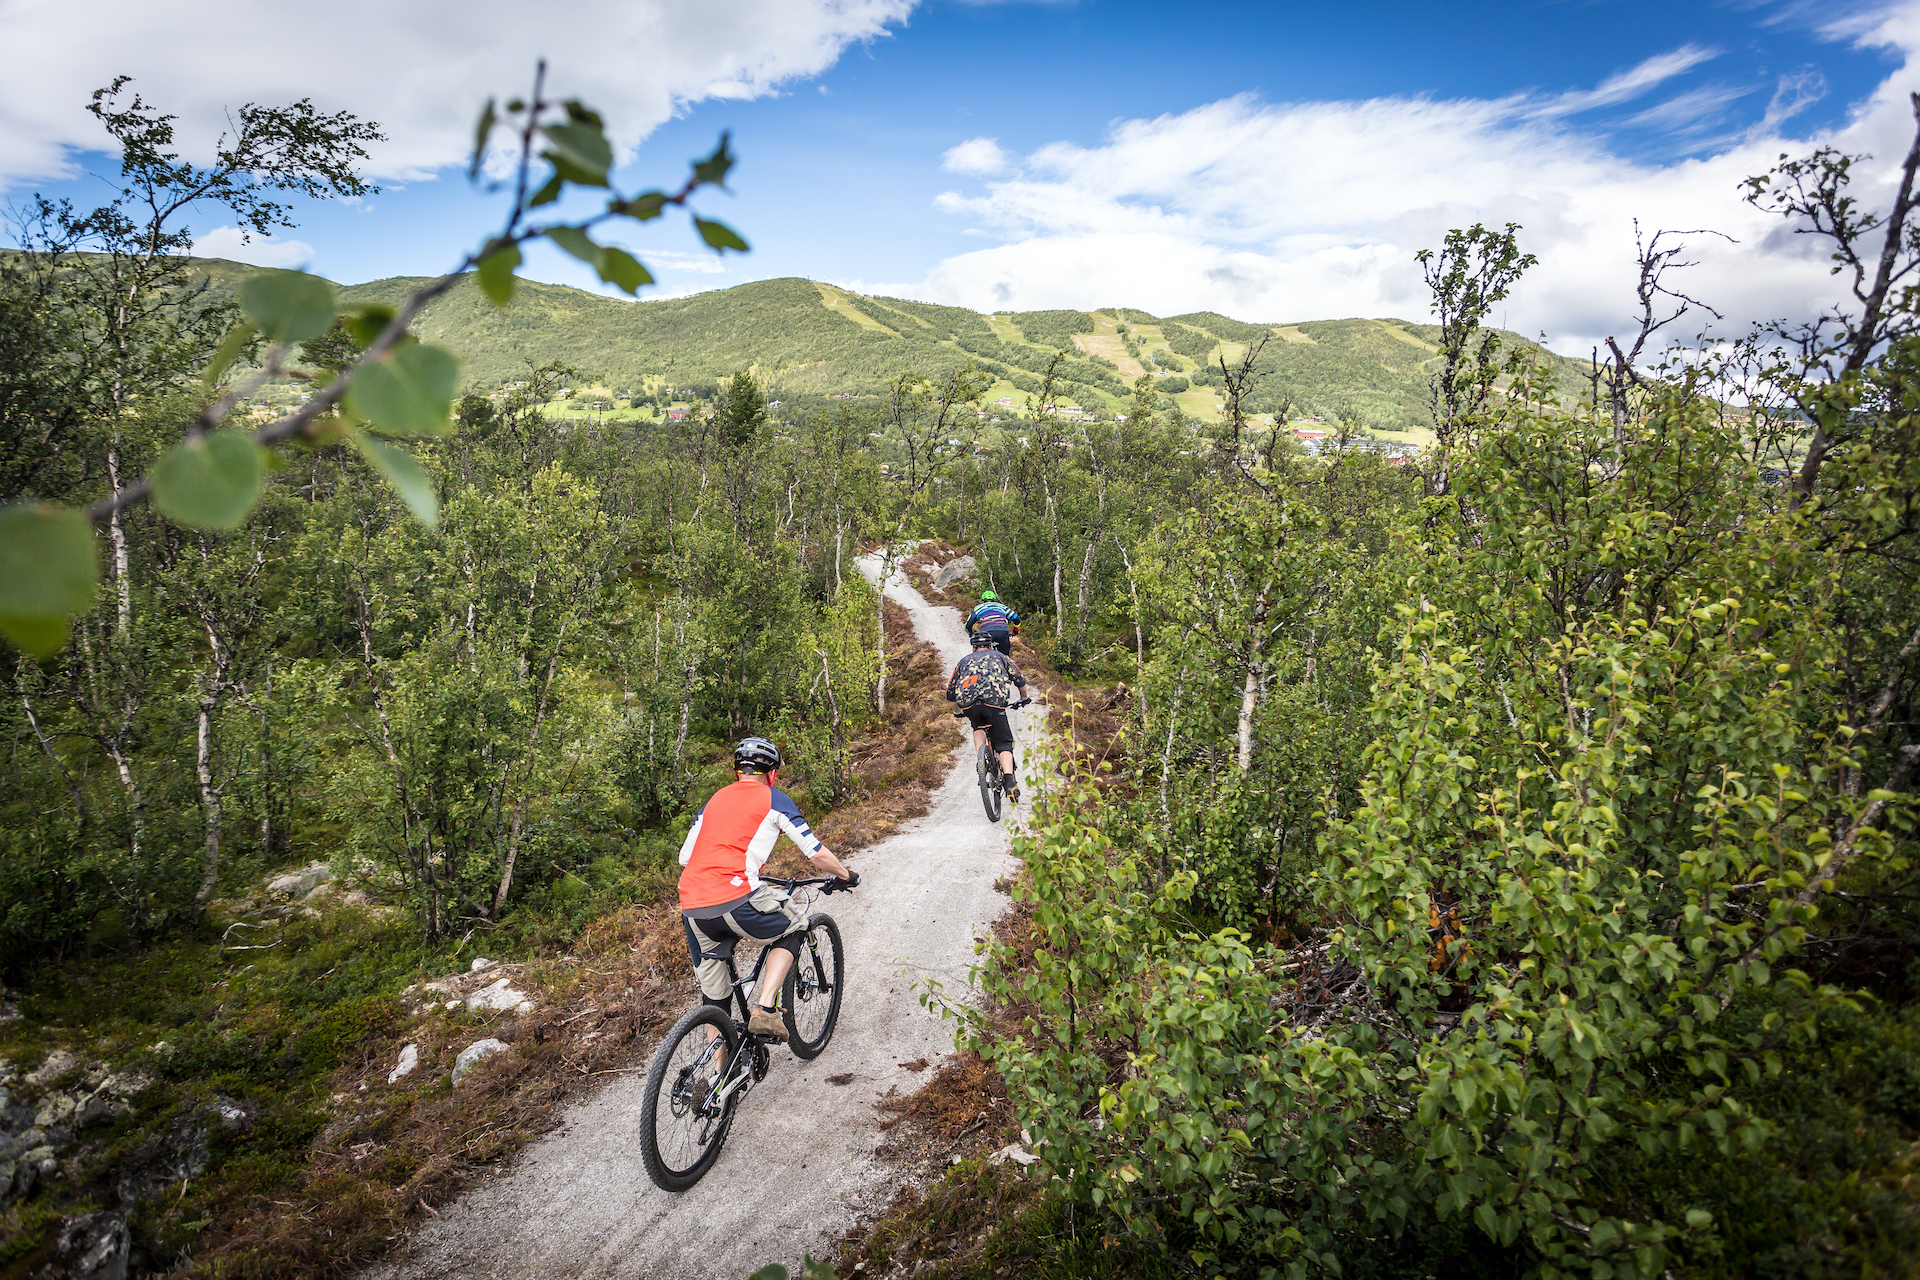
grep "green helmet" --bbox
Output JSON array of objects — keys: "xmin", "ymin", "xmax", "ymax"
[{"xmin": 979, "ymin": 589, "xmax": 998, "ymax": 602}]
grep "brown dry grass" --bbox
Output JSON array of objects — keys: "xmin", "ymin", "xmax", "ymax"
[
  {"xmin": 194, "ymin": 903, "xmax": 690, "ymax": 1276},
  {"xmin": 897, "ymin": 538, "xmax": 974, "ymax": 610}
]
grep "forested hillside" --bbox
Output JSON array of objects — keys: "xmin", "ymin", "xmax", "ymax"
[{"xmin": 167, "ymin": 260, "xmax": 1592, "ymax": 429}]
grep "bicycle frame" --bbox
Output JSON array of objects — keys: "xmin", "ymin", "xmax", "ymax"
[
  {"xmin": 716, "ymin": 875, "xmax": 836, "ymax": 1021},
  {"xmin": 691, "ymin": 876, "xmax": 839, "ymax": 1108}
]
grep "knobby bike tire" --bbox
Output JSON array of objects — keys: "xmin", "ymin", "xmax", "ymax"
[
  {"xmin": 978, "ymin": 742, "xmax": 1002, "ymax": 822},
  {"xmin": 640, "ymin": 1004, "xmax": 741, "ymax": 1192},
  {"xmin": 783, "ymin": 913, "xmax": 845, "ymax": 1059}
]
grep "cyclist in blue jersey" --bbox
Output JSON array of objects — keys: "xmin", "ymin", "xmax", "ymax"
[{"xmin": 964, "ymin": 590, "xmax": 1021, "ymax": 656}]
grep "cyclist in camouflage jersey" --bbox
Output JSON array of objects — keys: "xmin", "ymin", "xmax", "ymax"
[{"xmin": 946, "ymin": 632, "xmax": 1029, "ymax": 804}]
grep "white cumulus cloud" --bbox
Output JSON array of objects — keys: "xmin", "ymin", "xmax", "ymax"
[
  {"xmin": 190, "ymin": 225, "xmax": 315, "ymax": 268},
  {"xmin": 943, "ymin": 137, "xmax": 1014, "ymax": 175},
  {"xmin": 0, "ymin": 0, "xmax": 916, "ymax": 187},
  {"xmin": 877, "ymin": 16, "xmax": 1920, "ymax": 354}
]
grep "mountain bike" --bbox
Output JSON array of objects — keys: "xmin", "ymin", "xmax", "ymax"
[
  {"xmin": 639, "ymin": 877, "xmax": 847, "ymax": 1192},
  {"xmin": 959, "ymin": 698, "xmax": 1030, "ymax": 823}
]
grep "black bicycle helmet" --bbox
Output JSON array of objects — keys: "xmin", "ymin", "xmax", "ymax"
[
  {"xmin": 733, "ymin": 736, "xmax": 783, "ymax": 773},
  {"xmin": 969, "ymin": 631, "xmax": 995, "ymax": 648}
]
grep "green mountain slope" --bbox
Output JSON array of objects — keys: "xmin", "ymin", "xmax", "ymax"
[{"xmin": 184, "ymin": 260, "xmax": 1594, "ymax": 429}]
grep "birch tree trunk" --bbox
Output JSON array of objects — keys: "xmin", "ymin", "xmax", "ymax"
[
  {"xmin": 1235, "ymin": 586, "xmax": 1272, "ymax": 773},
  {"xmin": 193, "ymin": 682, "xmax": 223, "ymax": 910},
  {"xmin": 1115, "ymin": 537, "xmax": 1148, "ymax": 722}
]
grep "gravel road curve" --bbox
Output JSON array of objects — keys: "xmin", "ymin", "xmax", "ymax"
[{"xmin": 367, "ymin": 554, "xmax": 1029, "ymax": 1280}]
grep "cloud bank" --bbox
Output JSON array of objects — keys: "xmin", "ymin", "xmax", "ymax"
[
  {"xmin": 0, "ymin": 0, "xmax": 914, "ymax": 186},
  {"xmin": 882, "ymin": 12, "xmax": 1920, "ymax": 352}
]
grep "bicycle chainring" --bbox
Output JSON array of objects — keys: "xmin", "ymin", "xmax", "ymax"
[{"xmin": 750, "ymin": 1041, "xmax": 771, "ymax": 1082}]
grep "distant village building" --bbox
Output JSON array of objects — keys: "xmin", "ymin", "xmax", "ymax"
[{"xmin": 668, "ymin": 408, "xmax": 688, "ymax": 421}]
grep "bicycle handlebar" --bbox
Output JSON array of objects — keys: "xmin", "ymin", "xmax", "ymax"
[
  {"xmin": 768, "ymin": 874, "xmax": 861, "ymax": 895},
  {"xmin": 952, "ymin": 698, "xmax": 1033, "ymax": 717},
  {"xmin": 766, "ymin": 876, "xmax": 838, "ymax": 890}
]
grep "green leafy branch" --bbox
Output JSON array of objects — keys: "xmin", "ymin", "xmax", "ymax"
[{"xmin": 0, "ymin": 59, "xmax": 748, "ymax": 655}]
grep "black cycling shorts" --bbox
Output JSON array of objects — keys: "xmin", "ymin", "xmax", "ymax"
[
  {"xmin": 979, "ymin": 628, "xmax": 1013, "ymax": 656},
  {"xmin": 963, "ymin": 703, "xmax": 1014, "ymax": 753}
]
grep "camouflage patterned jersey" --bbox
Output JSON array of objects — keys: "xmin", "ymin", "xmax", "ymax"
[{"xmin": 945, "ymin": 648, "xmax": 1027, "ymax": 709}]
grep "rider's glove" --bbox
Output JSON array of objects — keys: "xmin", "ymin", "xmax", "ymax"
[{"xmin": 837, "ymin": 872, "xmax": 861, "ymax": 892}]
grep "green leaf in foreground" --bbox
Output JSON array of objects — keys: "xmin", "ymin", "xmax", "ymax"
[
  {"xmin": 201, "ymin": 320, "xmax": 259, "ymax": 391},
  {"xmin": 152, "ymin": 430, "xmax": 267, "ymax": 530},
  {"xmin": 595, "ymin": 247, "xmax": 652, "ymax": 293},
  {"xmin": 0, "ymin": 614, "xmax": 69, "ymax": 656},
  {"xmin": 694, "ymin": 217, "xmax": 749, "ymax": 254},
  {"xmin": 344, "ymin": 343, "xmax": 461, "ymax": 437},
  {"xmin": 343, "ymin": 303, "xmax": 398, "ymax": 349},
  {"xmin": 545, "ymin": 228, "xmax": 653, "ymax": 295},
  {"xmin": 468, "ymin": 97, "xmax": 496, "ymax": 181},
  {"xmin": 238, "ymin": 270, "xmax": 337, "ymax": 345},
  {"xmin": 541, "ymin": 120, "xmax": 611, "ymax": 186},
  {"xmin": 546, "ymin": 225, "xmax": 601, "ymax": 266},
  {"xmin": 477, "ymin": 242, "xmax": 522, "ymax": 306},
  {"xmin": 614, "ymin": 191, "xmax": 667, "ymax": 221},
  {"xmin": 692, "ymin": 133, "xmax": 735, "ymax": 187},
  {"xmin": 351, "ymin": 432, "xmax": 438, "ymax": 526},
  {"xmin": 0, "ymin": 503, "xmax": 98, "ymax": 653}
]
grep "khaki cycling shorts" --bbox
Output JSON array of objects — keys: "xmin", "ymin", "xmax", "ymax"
[{"xmin": 682, "ymin": 883, "xmax": 808, "ymax": 1002}]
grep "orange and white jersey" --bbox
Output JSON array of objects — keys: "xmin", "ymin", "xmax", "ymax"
[{"xmin": 676, "ymin": 779, "xmax": 825, "ymax": 910}]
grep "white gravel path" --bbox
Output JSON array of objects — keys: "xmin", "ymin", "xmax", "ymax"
[{"xmin": 367, "ymin": 554, "xmax": 1030, "ymax": 1280}]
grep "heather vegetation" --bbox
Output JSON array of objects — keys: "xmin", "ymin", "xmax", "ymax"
[{"xmin": 1, "ymin": 65, "xmax": 1918, "ymax": 1280}]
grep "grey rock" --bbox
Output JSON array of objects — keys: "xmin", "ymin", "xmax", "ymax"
[
  {"xmin": 469, "ymin": 956, "xmax": 497, "ymax": 973},
  {"xmin": 387, "ymin": 1043, "xmax": 419, "ymax": 1084},
  {"xmin": 451, "ymin": 1038, "xmax": 509, "ymax": 1085},
  {"xmin": 2, "ymin": 1127, "xmax": 47, "ymax": 1158},
  {"xmin": 266, "ymin": 861, "xmax": 334, "ymax": 900},
  {"xmin": 932, "ymin": 554, "xmax": 977, "ymax": 591},
  {"xmin": 34, "ymin": 1092, "xmax": 77, "ymax": 1128},
  {"xmin": 204, "ymin": 1096, "xmax": 253, "ymax": 1132},
  {"xmin": 464, "ymin": 978, "xmax": 533, "ymax": 1016},
  {"xmin": 47, "ymin": 1210, "xmax": 130, "ymax": 1280},
  {"xmin": 25, "ymin": 1049, "xmax": 76, "ymax": 1088}
]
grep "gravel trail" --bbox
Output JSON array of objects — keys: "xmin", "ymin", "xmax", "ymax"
[{"xmin": 368, "ymin": 556, "xmax": 1027, "ymax": 1280}]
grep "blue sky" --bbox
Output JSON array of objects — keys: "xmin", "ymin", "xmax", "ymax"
[{"xmin": 3, "ymin": 0, "xmax": 1914, "ymax": 347}]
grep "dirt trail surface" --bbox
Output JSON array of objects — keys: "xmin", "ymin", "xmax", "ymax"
[{"xmin": 368, "ymin": 556, "xmax": 1031, "ymax": 1280}]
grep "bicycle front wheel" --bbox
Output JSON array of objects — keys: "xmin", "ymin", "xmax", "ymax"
[
  {"xmin": 783, "ymin": 913, "xmax": 845, "ymax": 1058},
  {"xmin": 640, "ymin": 1004, "xmax": 740, "ymax": 1192},
  {"xmin": 978, "ymin": 743, "xmax": 1002, "ymax": 822}
]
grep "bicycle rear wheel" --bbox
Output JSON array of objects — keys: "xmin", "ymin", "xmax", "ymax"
[
  {"xmin": 640, "ymin": 1004, "xmax": 740, "ymax": 1192},
  {"xmin": 783, "ymin": 913, "xmax": 844, "ymax": 1059},
  {"xmin": 978, "ymin": 743, "xmax": 1002, "ymax": 822}
]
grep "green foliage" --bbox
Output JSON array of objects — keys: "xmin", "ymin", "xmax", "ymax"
[
  {"xmin": 947, "ymin": 143, "xmax": 1920, "ymax": 1280},
  {"xmin": 349, "ymin": 432, "xmax": 438, "ymax": 525},
  {"xmin": 151, "ymin": 429, "xmax": 266, "ymax": 529},
  {"xmin": 238, "ymin": 270, "xmax": 337, "ymax": 345},
  {"xmin": 344, "ymin": 341, "xmax": 461, "ymax": 437},
  {"xmin": 718, "ymin": 370, "xmax": 768, "ymax": 448},
  {"xmin": 0, "ymin": 504, "xmax": 97, "ymax": 652}
]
